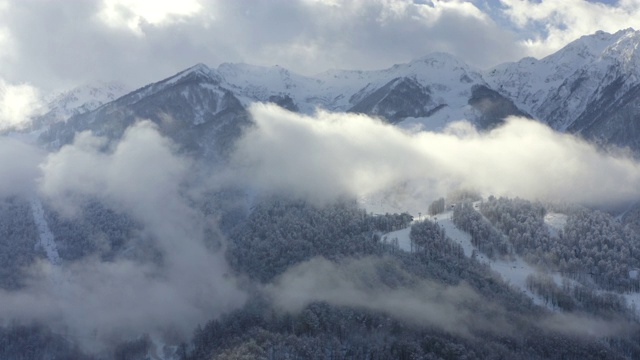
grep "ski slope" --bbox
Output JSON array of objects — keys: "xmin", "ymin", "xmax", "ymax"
[
  {"xmin": 382, "ymin": 227, "xmax": 412, "ymax": 252},
  {"xmin": 382, "ymin": 207, "xmax": 554, "ymax": 308},
  {"xmin": 381, "ymin": 205, "xmax": 640, "ymax": 314},
  {"xmin": 29, "ymin": 196, "xmax": 61, "ymax": 266}
]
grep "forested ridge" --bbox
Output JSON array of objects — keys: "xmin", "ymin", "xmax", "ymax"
[{"xmin": 478, "ymin": 197, "xmax": 640, "ymax": 291}]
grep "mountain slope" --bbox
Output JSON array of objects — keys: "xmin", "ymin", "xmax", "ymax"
[
  {"xmin": 347, "ymin": 77, "xmax": 438, "ymax": 123},
  {"xmin": 486, "ymin": 28, "xmax": 640, "ymax": 149},
  {"xmin": 40, "ymin": 64, "xmax": 249, "ymax": 159}
]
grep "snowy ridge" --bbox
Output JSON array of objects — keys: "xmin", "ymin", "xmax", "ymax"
[
  {"xmin": 601, "ymin": 29, "xmax": 640, "ymax": 77},
  {"xmin": 208, "ymin": 30, "xmax": 640, "ymax": 135},
  {"xmin": 125, "ymin": 63, "xmax": 223, "ymax": 105},
  {"xmin": 84, "ymin": 52, "xmax": 489, "ymax": 135},
  {"xmin": 163, "ymin": 63, "xmax": 220, "ymax": 87},
  {"xmin": 318, "ymin": 52, "xmax": 485, "ymax": 111},
  {"xmin": 215, "ymin": 52, "xmax": 486, "ymax": 120},
  {"xmin": 29, "ymin": 196, "xmax": 61, "ymax": 266},
  {"xmin": 217, "ymin": 63, "xmax": 321, "ymax": 112},
  {"xmin": 485, "ymin": 28, "xmax": 640, "ymax": 131}
]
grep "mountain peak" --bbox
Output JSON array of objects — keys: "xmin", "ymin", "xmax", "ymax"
[
  {"xmin": 552, "ymin": 31, "xmax": 616, "ymax": 62},
  {"xmin": 602, "ymin": 28, "xmax": 640, "ymax": 73},
  {"xmin": 190, "ymin": 62, "xmax": 209, "ymax": 71},
  {"xmin": 613, "ymin": 27, "xmax": 637, "ymax": 36},
  {"xmin": 180, "ymin": 63, "xmax": 213, "ymax": 77},
  {"xmin": 555, "ymin": 28, "xmax": 639, "ymax": 62},
  {"xmin": 156, "ymin": 63, "xmax": 221, "ymax": 88}
]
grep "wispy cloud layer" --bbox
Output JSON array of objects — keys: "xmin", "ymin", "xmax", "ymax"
[
  {"xmin": 267, "ymin": 256, "xmax": 635, "ymax": 338},
  {"xmin": 232, "ymin": 103, "xmax": 640, "ymax": 207},
  {"xmin": 0, "ymin": 121, "xmax": 245, "ymax": 350},
  {"xmin": 0, "ymin": 135, "xmax": 42, "ymax": 195},
  {"xmin": 0, "ymin": 80, "xmax": 42, "ymax": 130}
]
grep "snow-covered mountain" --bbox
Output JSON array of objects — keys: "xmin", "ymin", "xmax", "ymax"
[
  {"xmin": 218, "ymin": 52, "xmax": 524, "ymax": 130},
  {"xmin": 486, "ymin": 28, "xmax": 640, "ymax": 149},
  {"xmin": 37, "ymin": 28, "xmax": 640, "ymax": 155},
  {"xmin": 39, "ymin": 63, "xmax": 248, "ymax": 159},
  {"xmin": 37, "ymin": 53, "xmax": 526, "ymax": 157}
]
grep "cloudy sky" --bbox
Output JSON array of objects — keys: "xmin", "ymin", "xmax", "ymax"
[{"xmin": 0, "ymin": 0, "xmax": 638, "ymax": 97}]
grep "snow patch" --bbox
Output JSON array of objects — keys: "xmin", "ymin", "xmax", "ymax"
[
  {"xmin": 623, "ymin": 292, "xmax": 640, "ymax": 318},
  {"xmin": 382, "ymin": 227, "xmax": 411, "ymax": 252},
  {"xmin": 147, "ymin": 335, "xmax": 179, "ymax": 360},
  {"xmin": 544, "ymin": 212, "xmax": 567, "ymax": 238}
]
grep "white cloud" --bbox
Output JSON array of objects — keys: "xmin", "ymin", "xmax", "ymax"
[
  {"xmin": 240, "ymin": 0, "xmax": 520, "ymax": 71},
  {"xmin": 0, "ymin": 0, "xmax": 524, "ymax": 92},
  {"xmin": 39, "ymin": 121, "xmax": 189, "ymax": 219},
  {"xmin": 0, "ymin": 136, "xmax": 42, "ymax": 196},
  {"xmin": 267, "ymin": 256, "xmax": 634, "ymax": 338},
  {"xmin": 98, "ymin": 0, "xmax": 203, "ymax": 35},
  {"xmin": 0, "ymin": 80, "xmax": 42, "ymax": 130},
  {"xmin": 0, "ymin": 120, "xmax": 246, "ymax": 350},
  {"xmin": 232, "ymin": 103, "xmax": 640, "ymax": 209},
  {"xmin": 266, "ymin": 256, "xmax": 513, "ymax": 336}
]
